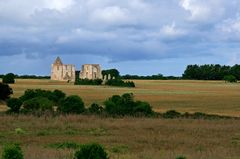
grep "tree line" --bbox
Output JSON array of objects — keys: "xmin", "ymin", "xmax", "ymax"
[
  {"xmin": 121, "ymin": 74, "xmax": 181, "ymax": 80},
  {"xmin": 0, "ymin": 74, "xmax": 50, "ymax": 79},
  {"xmin": 182, "ymin": 64, "xmax": 240, "ymax": 80},
  {"xmin": 2, "ymin": 64, "xmax": 240, "ymax": 82}
]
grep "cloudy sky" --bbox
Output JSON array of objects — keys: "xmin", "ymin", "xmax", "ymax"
[{"xmin": 0, "ymin": 0, "xmax": 240, "ymax": 76}]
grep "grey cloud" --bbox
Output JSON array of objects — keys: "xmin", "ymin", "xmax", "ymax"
[{"xmin": 0, "ymin": 0, "xmax": 239, "ymax": 63}]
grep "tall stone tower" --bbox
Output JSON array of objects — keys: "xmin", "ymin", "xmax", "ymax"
[
  {"xmin": 80, "ymin": 64, "xmax": 102, "ymax": 80},
  {"xmin": 51, "ymin": 57, "xmax": 76, "ymax": 82}
]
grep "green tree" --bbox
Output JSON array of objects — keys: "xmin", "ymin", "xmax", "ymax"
[
  {"xmin": 7, "ymin": 98, "xmax": 22, "ymax": 113},
  {"xmin": 89, "ymin": 103, "xmax": 102, "ymax": 114},
  {"xmin": 102, "ymin": 69, "xmax": 120, "ymax": 79},
  {"xmin": 2, "ymin": 73, "xmax": 15, "ymax": 84},
  {"xmin": 0, "ymin": 83, "xmax": 13, "ymax": 101},
  {"xmin": 58, "ymin": 95, "xmax": 85, "ymax": 114},
  {"xmin": 224, "ymin": 75, "xmax": 237, "ymax": 83},
  {"xmin": 23, "ymin": 97, "xmax": 54, "ymax": 112},
  {"xmin": 133, "ymin": 101, "xmax": 153, "ymax": 115},
  {"xmin": 49, "ymin": 89, "xmax": 66, "ymax": 105},
  {"xmin": 104, "ymin": 93, "xmax": 153, "ymax": 116},
  {"xmin": 230, "ymin": 64, "xmax": 240, "ymax": 80}
]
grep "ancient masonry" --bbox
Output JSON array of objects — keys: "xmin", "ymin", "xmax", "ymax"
[
  {"xmin": 51, "ymin": 57, "xmax": 76, "ymax": 81},
  {"xmin": 80, "ymin": 64, "xmax": 102, "ymax": 80},
  {"xmin": 51, "ymin": 57, "xmax": 102, "ymax": 82}
]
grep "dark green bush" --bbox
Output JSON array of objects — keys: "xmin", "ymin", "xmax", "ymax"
[
  {"xmin": 163, "ymin": 110, "xmax": 181, "ymax": 119},
  {"xmin": 2, "ymin": 73, "xmax": 15, "ymax": 84},
  {"xmin": 20, "ymin": 89, "xmax": 65, "ymax": 107},
  {"xmin": 0, "ymin": 83, "xmax": 13, "ymax": 101},
  {"xmin": 7, "ymin": 98, "xmax": 22, "ymax": 113},
  {"xmin": 105, "ymin": 79, "xmax": 135, "ymax": 87},
  {"xmin": 75, "ymin": 79, "xmax": 103, "ymax": 85},
  {"xmin": 176, "ymin": 156, "xmax": 187, "ymax": 159},
  {"xmin": 20, "ymin": 89, "xmax": 52, "ymax": 102},
  {"xmin": 224, "ymin": 75, "xmax": 237, "ymax": 83},
  {"xmin": 104, "ymin": 94, "xmax": 132, "ymax": 115},
  {"xmin": 104, "ymin": 93, "xmax": 153, "ymax": 116},
  {"xmin": 74, "ymin": 143, "xmax": 109, "ymax": 159},
  {"xmin": 58, "ymin": 95, "xmax": 85, "ymax": 114},
  {"xmin": 133, "ymin": 101, "xmax": 153, "ymax": 115},
  {"xmin": 22, "ymin": 97, "xmax": 53, "ymax": 112},
  {"xmin": 2, "ymin": 144, "xmax": 24, "ymax": 159},
  {"xmin": 89, "ymin": 103, "xmax": 103, "ymax": 114},
  {"xmin": 48, "ymin": 89, "xmax": 66, "ymax": 106}
]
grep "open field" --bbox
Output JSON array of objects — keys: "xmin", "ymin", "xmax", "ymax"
[
  {"xmin": 2, "ymin": 79, "xmax": 240, "ymax": 116},
  {"xmin": 0, "ymin": 79, "xmax": 240, "ymax": 159},
  {"xmin": 0, "ymin": 115, "xmax": 239, "ymax": 159}
]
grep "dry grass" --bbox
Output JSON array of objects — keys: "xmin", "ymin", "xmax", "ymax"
[
  {"xmin": 7, "ymin": 79, "xmax": 240, "ymax": 116},
  {"xmin": 1, "ymin": 79, "xmax": 240, "ymax": 158},
  {"xmin": 0, "ymin": 115, "xmax": 239, "ymax": 159}
]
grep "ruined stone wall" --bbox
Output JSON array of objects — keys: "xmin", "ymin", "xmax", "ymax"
[
  {"xmin": 51, "ymin": 57, "xmax": 76, "ymax": 81},
  {"xmin": 51, "ymin": 57, "xmax": 102, "ymax": 81},
  {"xmin": 80, "ymin": 64, "xmax": 102, "ymax": 80}
]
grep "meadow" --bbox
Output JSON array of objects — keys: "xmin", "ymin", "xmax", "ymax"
[
  {"xmin": 0, "ymin": 115, "xmax": 240, "ymax": 159},
  {"xmin": 0, "ymin": 79, "xmax": 240, "ymax": 159},
  {"xmin": 4, "ymin": 79, "xmax": 240, "ymax": 116}
]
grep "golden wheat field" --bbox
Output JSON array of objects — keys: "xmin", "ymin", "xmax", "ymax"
[
  {"xmin": 0, "ymin": 79, "xmax": 240, "ymax": 159},
  {"xmin": 3, "ymin": 79, "xmax": 240, "ymax": 116}
]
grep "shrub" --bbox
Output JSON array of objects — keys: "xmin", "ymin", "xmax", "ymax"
[
  {"xmin": 163, "ymin": 110, "xmax": 181, "ymax": 119},
  {"xmin": 58, "ymin": 95, "xmax": 85, "ymax": 114},
  {"xmin": 2, "ymin": 73, "xmax": 15, "ymax": 84},
  {"xmin": 176, "ymin": 156, "xmax": 187, "ymax": 159},
  {"xmin": 89, "ymin": 103, "xmax": 103, "ymax": 114},
  {"xmin": 224, "ymin": 75, "xmax": 237, "ymax": 83},
  {"xmin": 2, "ymin": 144, "xmax": 24, "ymax": 159},
  {"xmin": 20, "ymin": 89, "xmax": 52, "ymax": 102},
  {"xmin": 74, "ymin": 143, "xmax": 109, "ymax": 159},
  {"xmin": 15, "ymin": 128, "xmax": 26, "ymax": 135},
  {"xmin": 133, "ymin": 101, "xmax": 153, "ymax": 115},
  {"xmin": 49, "ymin": 89, "xmax": 66, "ymax": 105},
  {"xmin": 104, "ymin": 93, "xmax": 153, "ymax": 116},
  {"xmin": 104, "ymin": 94, "xmax": 131, "ymax": 115},
  {"xmin": 20, "ymin": 89, "xmax": 65, "ymax": 107},
  {"xmin": 0, "ymin": 83, "xmax": 13, "ymax": 101},
  {"xmin": 22, "ymin": 97, "xmax": 54, "ymax": 112},
  {"xmin": 7, "ymin": 98, "xmax": 22, "ymax": 113},
  {"xmin": 105, "ymin": 79, "xmax": 135, "ymax": 87},
  {"xmin": 75, "ymin": 79, "xmax": 103, "ymax": 85}
]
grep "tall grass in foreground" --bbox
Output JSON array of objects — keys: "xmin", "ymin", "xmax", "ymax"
[{"xmin": 0, "ymin": 115, "xmax": 239, "ymax": 159}]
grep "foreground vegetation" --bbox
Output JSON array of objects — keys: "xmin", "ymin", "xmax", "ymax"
[{"xmin": 0, "ymin": 115, "xmax": 239, "ymax": 159}]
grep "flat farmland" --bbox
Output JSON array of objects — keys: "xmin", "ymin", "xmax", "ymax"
[
  {"xmin": 0, "ymin": 79, "xmax": 240, "ymax": 159},
  {"xmin": 5, "ymin": 79, "xmax": 240, "ymax": 116}
]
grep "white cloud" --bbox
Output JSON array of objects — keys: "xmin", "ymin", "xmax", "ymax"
[
  {"xmin": 90, "ymin": 6, "xmax": 131, "ymax": 24},
  {"xmin": 180, "ymin": 0, "xmax": 225, "ymax": 22},
  {"xmin": 219, "ymin": 18, "xmax": 240, "ymax": 33},
  {"xmin": 180, "ymin": 0, "xmax": 210, "ymax": 21},
  {"xmin": 160, "ymin": 22, "xmax": 186, "ymax": 37},
  {"xmin": 43, "ymin": 0, "xmax": 75, "ymax": 11}
]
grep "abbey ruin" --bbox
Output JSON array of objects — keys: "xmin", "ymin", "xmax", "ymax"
[{"xmin": 51, "ymin": 57, "xmax": 102, "ymax": 82}]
